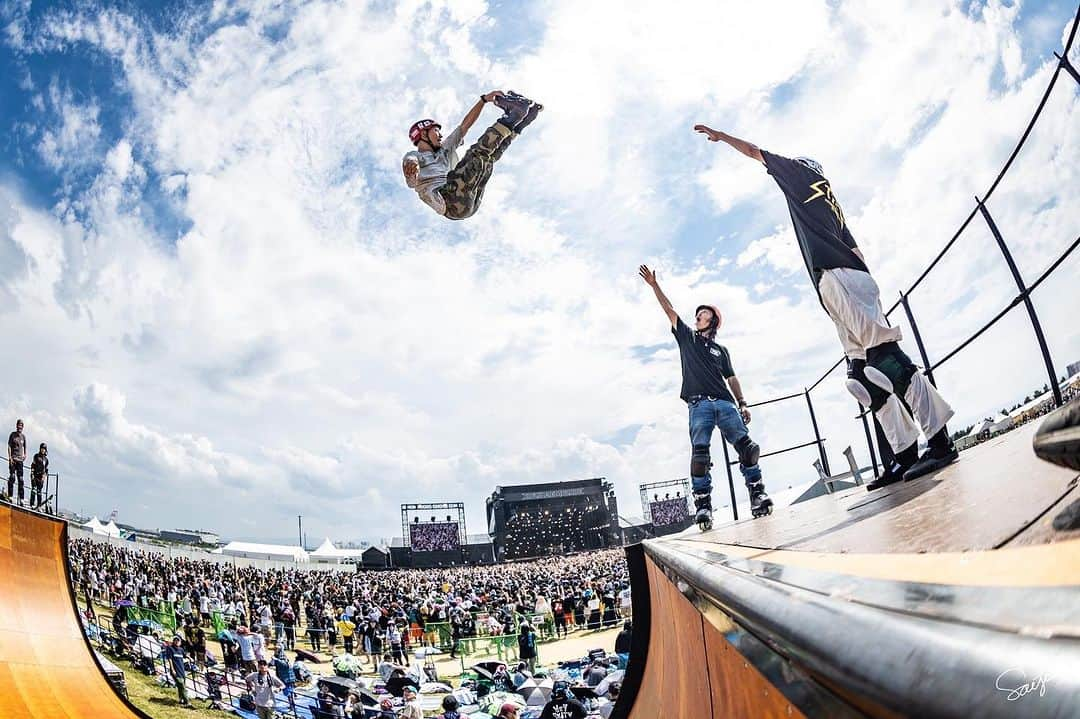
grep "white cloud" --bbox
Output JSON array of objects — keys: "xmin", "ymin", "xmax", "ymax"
[{"xmin": 0, "ymin": 0, "xmax": 1077, "ymax": 540}]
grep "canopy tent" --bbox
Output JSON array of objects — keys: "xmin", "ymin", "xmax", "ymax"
[
  {"xmin": 310, "ymin": 537, "xmax": 367, "ymax": 563},
  {"xmin": 81, "ymin": 516, "xmax": 120, "ymax": 538},
  {"xmin": 218, "ymin": 541, "xmax": 309, "ymax": 562}
]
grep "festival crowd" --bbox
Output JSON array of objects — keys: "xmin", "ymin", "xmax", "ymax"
[{"xmin": 70, "ymin": 539, "xmax": 633, "ymax": 717}]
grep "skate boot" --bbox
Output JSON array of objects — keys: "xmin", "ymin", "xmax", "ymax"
[
  {"xmin": 748, "ymin": 481, "xmax": 773, "ymax": 518},
  {"xmin": 692, "ymin": 492, "xmax": 713, "ymax": 531},
  {"xmin": 504, "ymin": 91, "xmax": 543, "ymax": 132},
  {"xmin": 904, "ymin": 428, "xmax": 959, "ymax": 482},
  {"xmin": 493, "ymin": 91, "xmax": 533, "ymax": 128},
  {"xmin": 867, "ymin": 444, "xmax": 918, "ymax": 491}
]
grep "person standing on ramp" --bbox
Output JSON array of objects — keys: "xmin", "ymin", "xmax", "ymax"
[
  {"xmin": 694, "ymin": 125, "xmax": 957, "ymax": 487},
  {"xmin": 403, "ymin": 90, "xmax": 542, "ymax": 220},
  {"xmin": 639, "ymin": 264, "xmax": 772, "ymax": 528}
]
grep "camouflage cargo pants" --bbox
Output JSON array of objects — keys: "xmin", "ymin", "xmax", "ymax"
[{"xmin": 438, "ymin": 122, "xmax": 514, "ymax": 220}]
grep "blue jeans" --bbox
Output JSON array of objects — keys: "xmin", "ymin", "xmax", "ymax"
[{"xmin": 688, "ymin": 398, "xmax": 762, "ymax": 494}]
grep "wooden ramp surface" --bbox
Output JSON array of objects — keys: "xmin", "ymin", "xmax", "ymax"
[
  {"xmin": 687, "ymin": 421, "xmax": 1079, "ymax": 553},
  {"xmin": 615, "ymin": 423, "xmax": 1080, "ymax": 719},
  {"xmin": 0, "ymin": 503, "xmax": 146, "ymax": 719}
]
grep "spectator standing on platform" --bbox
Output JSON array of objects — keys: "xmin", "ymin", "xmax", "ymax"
[
  {"xmin": 29, "ymin": 443, "xmax": 47, "ymax": 509},
  {"xmin": 693, "ymin": 125, "xmax": 957, "ymax": 485},
  {"xmin": 245, "ymin": 660, "xmax": 284, "ymax": 719},
  {"xmin": 164, "ymin": 635, "xmax": 192, "ymax": 707},
  {"xmin": 7, "ymin": 419, "xmax": 27, "ymax": 504},
  {"xmin": 640, "ymin": 265, "xmax": 772, "ymax": 524},
  {"xmin": 272, "ymin": 646, "xmax": 298, "ymax": 716}
]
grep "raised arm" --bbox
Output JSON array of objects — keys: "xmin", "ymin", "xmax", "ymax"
[
  {"xmin": 693, "ymin": 125, "xmax": 764, "ymax": 164},
  {"xmin": 457, "ymin": 90, "xmax": 505, "ymax": 137},
  {"xmin": 638, "ymin": 265, "xmax": 679, "ymax": 328}
]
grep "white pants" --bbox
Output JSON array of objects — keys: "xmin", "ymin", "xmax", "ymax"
[{"xmin": 819, "ymin": 268, "xmax": 953, "ymax": 452}]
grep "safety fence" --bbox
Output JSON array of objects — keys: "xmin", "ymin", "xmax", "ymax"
[
  {"xmin": 715, "ymin": 11, "xmax": 1080, "ymax": 520},
  {"xmin": 2, "ymin": 451, "xmax": 61, "ymax": 514}
]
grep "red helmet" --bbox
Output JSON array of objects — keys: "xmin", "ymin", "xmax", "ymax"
[
  {"xmin": 695, "ymin": 305, "xmax": 722, "ymax": 334},
  {"xmin": 409, "ymin": 119, "xmax": 441, "ymax": 145}
]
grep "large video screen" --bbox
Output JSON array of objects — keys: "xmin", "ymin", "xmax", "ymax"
[
  {"xmin": 409, "ymin": 522, "xmax": 461, "ymax": 551},
  {"xmin": 650, "ymin": 498, "xmax": 689, "ymax": 526}
]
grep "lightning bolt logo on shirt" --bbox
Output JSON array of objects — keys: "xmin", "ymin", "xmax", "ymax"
[{"xmin": 804, "ymin": 180, "xmax": 846, "ymax": 229}]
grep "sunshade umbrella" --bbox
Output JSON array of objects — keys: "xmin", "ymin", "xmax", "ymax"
[
  {"xmin": 470, "ymin": 661, "xmax": 507, "ymax": 681},
  {"xmin": 318, "ymin": 675, "xmax": 357, "ymax": 700},
  {"xmin": 331, "ymin": 652, "xmax": 363, "ymax": 678},
  {"xmin": 478, "ymin": 690, "xmax": 525, "ymax": 714},
  {"xmin": 516, "ymin": 677, "xmax": 554, "ymax": 707}
]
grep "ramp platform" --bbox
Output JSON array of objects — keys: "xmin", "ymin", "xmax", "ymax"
[
  {"xmin": 614, "ymin": 423, "xmax": 1080, "ymax": 719},
  {"xmin": 0, "ymin": 502, "xmax": 149, "ymax": 718}
]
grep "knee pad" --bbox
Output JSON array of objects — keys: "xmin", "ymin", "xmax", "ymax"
[
  {"xmin": 734, "ymin": 436, "xmax": 760, "ymax": 468},
  {"xmin": 690, "ymin": 444, "xmax": 712, "ymax": 478},
  {"xmin": 846, "ymin": 359, "xmax": 890, "ymax": 412},
  {"xmin": 866, "ymin": 342, "xmax": 917, "ymax": 398}
]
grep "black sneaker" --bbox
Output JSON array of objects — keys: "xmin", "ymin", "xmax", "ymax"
[
  {"xmin": 903, "ymin": 444, "xmax": 959, "ymax": 482},
  {"xmin": 1033, "ymin": 398, "xmax": 1080, "ymax": 470}
]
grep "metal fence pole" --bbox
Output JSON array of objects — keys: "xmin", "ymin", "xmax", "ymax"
[
  {"xmin": 900, "ymin": 293, "xmax": 936, "ymax": 387},
  {"xmin": 719, "ymin": 441, "xmax": 738, "ymax": 521},
  {"xmin": 976, "ymin": 199, "xmax": 1063, "ymax": 407},
  {"xmin": 804, "ymin": 390, "xmax": 830, "ymax": 476},
  {"xmin": 1056, "ymin": 52, "xmax": 1080, "ymax": 85},
  {"xmin": 859, "ymin": 410, "xmax": 880, "ymax": 478}
]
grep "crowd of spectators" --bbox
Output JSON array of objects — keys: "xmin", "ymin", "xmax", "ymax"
[{"xmin": 70, "ymin": 538, "xmax": 631, "ymax": 715}]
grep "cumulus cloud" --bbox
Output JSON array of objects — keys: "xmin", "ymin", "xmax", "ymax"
[{"xmin": 0, "ymin": 0, "xmax": 1076, "ymax": 540}]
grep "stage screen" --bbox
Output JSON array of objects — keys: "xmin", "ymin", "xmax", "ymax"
[
  {"xmin": 650, "ymin": 498, "xmax": 689, "ymax": 526},
  {"xmin": 409, "ymin": 522, "xmax": 461, "ymax": 551}
]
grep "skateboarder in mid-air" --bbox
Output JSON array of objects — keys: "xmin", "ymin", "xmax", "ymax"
[
  {"xmin": 640, "ymin": 265, "xmax": 772, "ymax": 528},
  {"xmin": 403, "ymin": 90, "xmax": 542, "ymax": 220}
]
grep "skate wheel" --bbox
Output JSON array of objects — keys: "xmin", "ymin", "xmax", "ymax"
[{"xmin": 698, "ymin": 519, "xmax": 712, "ymax": 531}]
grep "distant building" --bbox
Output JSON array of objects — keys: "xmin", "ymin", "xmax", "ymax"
[
  {"xmin": 1067, "ymin": 360, "xmax": 1080, "ymax": 378},
  {"xmin": 159, "ymin": 529, "xmax": 220, "ymax": 545}
]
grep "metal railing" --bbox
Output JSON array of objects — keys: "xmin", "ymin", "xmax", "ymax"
[{"xmin": 716, "ymin": 10, "xmax": 1080, "ymax": 520}]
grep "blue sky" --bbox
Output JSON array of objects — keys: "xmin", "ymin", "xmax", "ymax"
[{"xmin": 0, "ymin": 0, "xmax": 1077, "ymax": 543}]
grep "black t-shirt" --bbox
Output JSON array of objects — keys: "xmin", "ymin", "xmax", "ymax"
[
  {"xmin": 540, "ymin": 698, "xmax": 588, "ymax": 719},
  {"xmin": 761, "ymin": 150, "xmax": 867, "ymax": 290},
  {"xmin": 672, "ymin": 318, "xmax": 735, "ymax": 403}
]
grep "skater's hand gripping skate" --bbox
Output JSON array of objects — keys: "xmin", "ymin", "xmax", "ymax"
[
  {"xmin": 694, "ymin": 124, "xmax": 723, "ymax": 142},
  {"xmin": 481, "ymin": 90, "xmax": 505, "ymax": 103},
  {"xmin": 403, "ymin": 158, "xmax": 419, "ymax": 181}
]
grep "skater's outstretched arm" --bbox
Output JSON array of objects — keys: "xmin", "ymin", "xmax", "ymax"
[
  {"xmin": 456, "ymin": 90, "xmax": 505, "ymax": 139},
  {"xmin": 728, "ymin": 377, "xmax": 751, "ymax": 424},
  {"xmin": 694, "ymin": 125, "xmax": 764, "ymax": 164},
  {"xmin": 639, "ymin": 265, "xmax": 678, "ymax": 328}
]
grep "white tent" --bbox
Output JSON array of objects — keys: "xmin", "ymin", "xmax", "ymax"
[
  {"xmin": 82, "ymin": 516, "xmax": 107, "ymax": 535},
  {"xmin": 310, "ymin": 537, "xmax": 365, "ymax": 563},
  {"xmin": 219, "ymin": 541, "xmax": 309, "ymax": 562},
  {"xmin": 102, "ymin": 520, "xmax": 122, "ymax": 539}
]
